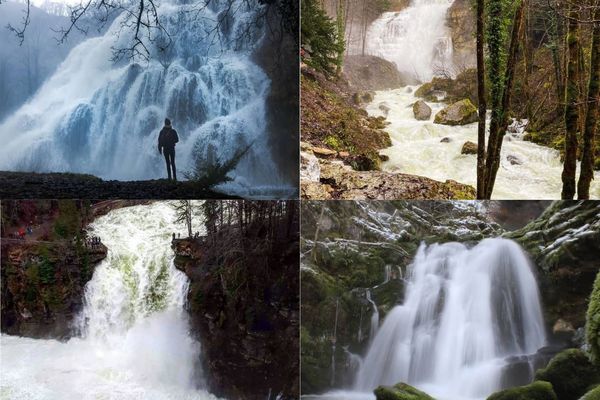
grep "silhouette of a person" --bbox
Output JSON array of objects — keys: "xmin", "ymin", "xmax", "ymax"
[{"xmin": 158, "ymin": 118, "xmax": 179, "ymax": 181}]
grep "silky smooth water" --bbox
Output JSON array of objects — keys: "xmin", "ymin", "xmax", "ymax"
[
  {"xmin": 367, "ymin": 88, "xmax": 600, "ymax": 199},
  {"xmin": 355, "ymin": 238, "xmax": 546, "ymax": 399},
  {"xmin": 365, "ymin": 0, "xmax": 455, "ymax": 82},
  {"xmin": 0, "ymin": 0, "xmax": 292, "ymax": 197},
  {"xmin": 0, "ymin": 202, "xmax": 217, "ymax": 400}
]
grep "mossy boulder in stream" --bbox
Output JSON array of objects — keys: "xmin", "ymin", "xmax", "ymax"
[
  {"xmin": 486, "ymin": 381, "xmax": 557, "ymax": 400},
  {"xmin": 534, "ymin": 349, "xmax": 600, "ymax": 400},
  {"xmin": 581, "ymin": 386, "xmax": 600, "ymax": 400},
  {"xmin": 374, "ymin": 382, "xmax": 434, "ymax": 400},
  {"xmin": 587, "ymin": 271, "xmax": 600, "ymax": 365},
  {"xmin": 434, "ymin": 99, "xmax": 478, "ymax": 126}
]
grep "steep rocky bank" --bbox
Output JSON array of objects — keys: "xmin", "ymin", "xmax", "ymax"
[
  {"xmin": 1, "ymin": 201, "xmax": 109, "ymax": 339},
  {"xmin": 172, "ymin": 220, "xmax": 299, "ymax": 399}
]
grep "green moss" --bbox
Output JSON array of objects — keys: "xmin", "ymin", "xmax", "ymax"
[
  {"xmin": 374, "ymin": 383, "xmax": 434, "ymax": 400},
  {"xmin": 587, "ymin": 271, "xmax": 600, "ymax": 365},
  {"xmin": 535, "ymin": 349, "xmax": 600, "ymax": 400},
  {"xmin": 324, "ymin": 136, "xmax": 342, "ymax": 150},
  {"xmin": 486, "ymin": 381, "xmax": 557, "ymax": 400},
  {"xmin": 581, "ymin": 386, "xmax": 600, "ymax": 400}
]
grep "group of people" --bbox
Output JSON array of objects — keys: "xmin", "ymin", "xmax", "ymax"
[
  {"xmin": 171, "ymin": 232, "xmax": 202, "ymax": 240},
  {"xmin": 86, "ymin": 236, "xmax": 102, "ymax": 248},
  {"xmin": 9, "ymin": 223, "xmax": 33, "ymax": 240}
]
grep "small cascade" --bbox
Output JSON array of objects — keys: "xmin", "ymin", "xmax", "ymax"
[
  {"xmin": 357, "ymin": 307, "xmax": 364, "ymax": 343},
  {"xmin": 331, "ymin": 298, "xmax": 340, "ymax": 387},
  {"xmin": 366, "ymin": 290, "xmax": 379, "ymax": 341},
  {"xmin": 384, "ymin": 265, "xmax": 392, "ymax": 283},
  {"xmin": 355, "ymin": 238, "xmax": 547, "ymax": 399},
  {"xmin": 364, "ymin": 0, "xmax": 456, "ymax": 82}
]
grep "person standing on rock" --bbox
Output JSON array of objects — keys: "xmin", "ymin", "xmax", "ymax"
[{"xmin": 158, "ymin": 118, "xmax": 179, "ymax": 181}]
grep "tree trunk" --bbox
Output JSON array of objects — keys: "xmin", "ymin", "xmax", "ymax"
[
  {"xmin": 577, "ymin": 5, "xmax": 600, "ymax": 199},
  {"xmin": 484, "ymin": 0, "xmax": 526, "ymax": 199},
  {"xmin": 476, "ymin": 0, "xmax": 486, "ymax": 198},
  {"xmin": 561, "ymin": 7, "xmax": 580, "ymax": 199}
]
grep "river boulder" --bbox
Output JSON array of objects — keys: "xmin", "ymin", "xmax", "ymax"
[
  {"xmin": 413, "ymin": 100, "xmax": 432, "ymax": 121},
  {"xmin": 461, "ymin": 141, "xmax": 478, "ymax": 155},
  {"xmin": 486, "ymin": 381, "xmax": 557, "ymax": 400},
  {"xmin": 374, "ymin": 382, "xmax": 434, "ymax": 400},
  {"xmin": 434, "ymin": 99, "xmax": 478, "ymax": 126},
  {"xmin": 534, "ymin": 349, "xmax": 600, "ymax": 400}
]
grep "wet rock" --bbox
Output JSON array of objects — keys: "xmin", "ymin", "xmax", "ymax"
[
  {"xmin": 379, "ymin": 102, "xmax": 392, "ymax": 116},
  {"xmin": 344, "ymin": 55, "xmax": 406, "ymax": 91},
  {"xmin": 413, "ymin": 100, "xmax": 432, "ymax": 121},
  {"xmin": 487, "ymin": 381, "xmax": 557, "ymax": 400},
  {"xmin": 440, "ymin": 137, "xmax": 452, "ymax": 143},
  {"xmin": 434, "ymin": 99, "xmax": 478, "ymax": 126},
  {"xmin": 374, "ymin": 382, "xmax": 434, "ymax": 400},
  {"xmin": 461, "ymin": 141, "xmax": 478, "ymax": 155},
  {"xmin": 379, "ymin": 154, "xmax": 390, "ymax": 162},
  {"xmin": 535, "ymin": 349, "xmax": 600, "ymax": 400},
  {"xmin": 507, "ymin": 155, "xmax": 523, "ymax": 165}
]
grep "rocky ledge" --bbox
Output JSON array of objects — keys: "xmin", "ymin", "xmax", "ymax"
[
  {"xmin": 1, "ymin": 239, "xmax": 107, "ymax": 339},
  {"xmin": 301, "ymin": 147, "xmax": 476, "ymax": 200},
  {"xmin": 0, "ymin": 171, "xmax": 236, "ymax": 199}
]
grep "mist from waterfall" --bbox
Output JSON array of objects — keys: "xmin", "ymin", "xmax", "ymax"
[
  {"xmin": 365, "ymin": 0, "xmax": 455, "ymax": 83},
  {"xmin": 354, "ymin": 238, "xmax": 546, "ymax": 399},
  {"xmin": 0, "ymin": 0, "xmax": 291, "ymax": 197},
  {"xmin": 0, "ymin": 202, "xmax": 216, "ymax": 399}
]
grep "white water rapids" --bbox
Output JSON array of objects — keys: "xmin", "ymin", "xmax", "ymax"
[
  {"xmin": 0, "ymin": 202, "xmax": 217, "ymax": 400},
  {"xmin": 0, "ymin": 0, "xmax": 293, "ymax": 198},
  {"xmin": 362, "ymin": 0, "xmax": 600, "ymax": 199}
]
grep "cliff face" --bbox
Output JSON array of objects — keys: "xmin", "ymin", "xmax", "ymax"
[
  {"xmin": 172, "ymin": 227, "xmax": 299, "ymax": 399},
  {"xmin": 447, "ymin": 0, "xmax": 476, "ymax": 69},
  {"xmin": 1, "ymin": 239, "xmax": 106, "ymax": 339}
]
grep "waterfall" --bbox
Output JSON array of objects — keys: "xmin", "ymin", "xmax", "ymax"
[
  {"xmin": 355, "ymin": 238, "xmax": 546, "ymax": 399},
  {"xmin": 384, "ymin": 265, "xmax": 392, "ymax": 283},
  {"xmin": 365, "ymin": 0, "xmax": 455, "ymax": 82},
  {"xmin": 0, "ymin": 202, "xmax": 216, "ymax": 399},
  {"xmin": 366, "ymin": 290, "xmax": 379, "ymax": 341},
  {"xmin": 0, "ymin": 0, "xmax": 290, "ymax": 197}
]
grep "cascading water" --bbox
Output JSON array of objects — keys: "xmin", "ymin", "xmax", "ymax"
[
  {"xmin": 0, "ymin": 0, "xmax": 290, "ymax": 197},
  {"xmin": 0, "ymin": 202, "xmax": 217, "ymax": 399},
  {"xmin": 354, "ymin": 238, "xmax": 546, "ymax": 400},
  {"xmin": 365, "ymin": 0, "xmax": 455, "ymax": 83},
  {"xmin": 365, "ymin": 290, "xmax": 379, "ymax": 341},
  {"xmin": 361, "ymin": 0, "xmax": 600, "ymax": 199}
]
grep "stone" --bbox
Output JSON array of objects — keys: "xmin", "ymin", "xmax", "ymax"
[
  {"xmin": 440, "ymin": 137, "xmax": 452, "ymax": 143},
  {"xmin": 312, "ymin": 147, "xmax": 337, "ymax": 157},
  {"xmin": 379, "ymin": 154, "xmax": 390, "ymax": 162},
  {"xmin": 338, "ymin": 151, "xmax": 350, "ymax": 158},
  {"xmin": 461, "ymin": 141, "xmax": 478, "ymax": 155},
  {"xmin": 535, "ymin": 349, "xmax": 600, "ymax": 400},
  {"xmin": 507, "ymin": 155, "xmax": 523, "ymax": 165},
  {"xmin": 434, "ymin": 99, "xmax": 478, "ymax": 126},
  {"xmin": 486, "ymin": 381, "xmax": 557, "ymax": 400},
  {"xmin": 379, "ymin": 102, "xmax": 391, "ymax": 116},
  {"xmin": 300, "ymin": 151, "xmax": 320, "ymax": 182},
  {"xmin": 553, "ymin": 319, "xmax": 575, "ymax": 335},
  {"xmin": 374, "ymin": 382, "xmax": 434, "ymax": 400},
  {"xmin": 413, "ymin": 100, "xmax": 432, "ymax": 121}
]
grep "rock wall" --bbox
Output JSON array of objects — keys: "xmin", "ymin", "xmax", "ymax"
[
  {"xmin": 1, "ymin": 239, "xmax": 106, "ymax": 339},
  {"xmin": 172, "ymin": 227, "xmax": 299, "ymax": 399},
  {"xmin": 447, "ymin": 0, "xmax": 476, "ymax": 69}
]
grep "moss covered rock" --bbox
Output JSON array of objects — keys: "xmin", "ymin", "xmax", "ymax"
[
  {"xmin": 534, "ymin": 349, "xmax": 600, "ymax": 400},
  {"xmin": 434, "ymin": 99, "xmax": 478, "ymax": 126},
  {"xmin": 587, "ymin": 271, "xmax": 600, "ymax": 366},
  {"xmin": 581, "ymin": 386, "xmax": 600, "ymax": 400},
  {"xmin": 486, "ymin": 381, "xmax": 557, "ymax": 400},
  {"xmin": 374, "ymin": 382, "xmax": 434, "ymax": 400}
]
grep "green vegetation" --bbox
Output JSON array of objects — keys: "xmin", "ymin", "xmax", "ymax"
[
  {"xmin": 301, "ymin": 0, "xmax": 344, "ymax": 75},
  {"xmin": 535, "ymin": 349, "xmax": 600, "ymax": 400},
  {"xmin": 587, "ymin": 271, "xmax": 600, "ymax": 365},
  {"xmin": 486, "ymin": 381, "xmax": 557, "ymax": 400},
  {"xmin": 374, "ymin": 383, "xmax": 434, "ymax": 400}
]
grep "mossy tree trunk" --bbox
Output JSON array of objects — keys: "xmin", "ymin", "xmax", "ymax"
[
  {"xmin": 561, "ymin": 6, "xmax": 581, "ymax": 200},
  {"xmin": 577, "ymin": 4, "xmax": 600, "ymax": 199},
  {"xmin": 484, "ymin": 0, "xmax": 526, "ymax": 199},
  {"xmin": 476, "ymin": 0, "xmax": 486, "ymax": 199}
]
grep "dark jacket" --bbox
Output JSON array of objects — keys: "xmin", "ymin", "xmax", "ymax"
[{"xmin": 158, "ymin": 126, "xmax": 179, "ymax": 151}]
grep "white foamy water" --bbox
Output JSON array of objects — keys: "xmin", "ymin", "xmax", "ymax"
[
  {"xmin": 365, "ymin": 0, "xmax": 455, "ymax": 82},
  {"xmin": 354, "ymin": 239, "xmax": 546, "ymax": 400},
  {"xmin": 367, "ymin": 88, "xmax": 600, "ymax": 199},
  {"xmin": 0, "ymin": 202, "xmax": 218, "ymax": 400},
  {"xmin": 0, "ymin": 0, "xmax": 294, "ymax": 198}
]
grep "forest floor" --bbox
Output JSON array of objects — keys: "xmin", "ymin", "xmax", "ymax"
[{"xmin": 0, "ymin": 171, "xmax": 238, "ymax": 199}]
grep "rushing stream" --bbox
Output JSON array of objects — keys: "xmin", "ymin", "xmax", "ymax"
[
  {"xmin": 363, "ymin": 0, "xmax": 600, "ymax": 199},
  {"xmin": 0, "ymin": 203, "xmax": 217, "ymax": 400}
]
